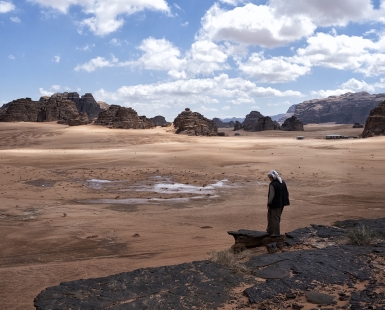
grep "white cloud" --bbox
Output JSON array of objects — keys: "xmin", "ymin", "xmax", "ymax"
[
  {"xmin": 53, "ymin": 55, "xmax": 60, "ymax": 63},
  {"xmin": 8, "ymin": 54, "xmax": 15, "ymax": 59},
  {"xmin": 310, "ymin": 78, "xmax": 382, "ymax": 98},
  {"xmin": 221, "ymin": 105, "xmax": 230, "ymax": 110},
  {"xmin": 94, "ymin": 74, "xmax": 303, "ymax": 111},
  {"xmin": 173, "ymin": 3, "xmax": 181, "ymax": 11},
  {"xmin": 74, "ymin": 55, "xmax": 118, "ymax": 72},
  {"xmin": 296, "ymin": 32, "xmax": 385, "ymax": 77},
  {"xmin": 238, "ymin": 52, "xmax": 310, "ymax": 83},
  {"xmin": 0, "ymin": 1, "xmax": 15, "ymax": 13},
  {"xmin": 219, "ymin": 0, "xmax": 245, "ymax": 5},
  {"xmin": 197, "ymin": 1, "xmax": 385, "ymax": 49},
  {"xmin": 109, "ymin": 38, "xmax": 121, "ymax": 46},
  {"xmin": 133, "ymin": 37, "xmax": 185, "ymax": 71},
  {"xmin": 181, "ymin": 21, "xmax": 188, "ymax": 27},
  {"xmin": 267, "ymin": 100, "xmax": 291, "ymax": 107},
  {"xmin": 76, "ymin": 37, "xmax": 229, "ymax": 77},
  {"xmin": 76, "ymin": 44, "xmax": 95, "ymax": 51},
  {"xmin": 39, "ymin": 87, "xmax": 54, "ymax": 96},
  {"xmin": 198, "ymin": 3, "xmax": 316, "ymax": 48},
  {"xmin": 250, "ymin": 105, "xmax": 260, "ymax": 110},
  {"xmin": 10, "ymin": 16, "xmax": 20, "ymax": 22},
  {"xmin": 30, "ymin": 0, "xmax": 170, "ymax": 36},
  {"xmin": 51, "ymin": 84, "xmax": 61, "ymax": 91},
  {"xmin": 200, "ymin": 105, "xmax": 218, "ymax": 112}
]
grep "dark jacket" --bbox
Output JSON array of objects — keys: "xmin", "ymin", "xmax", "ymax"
[{"xmin": 268, "ymin": 179, "xmax": 290, "ymax": 209}]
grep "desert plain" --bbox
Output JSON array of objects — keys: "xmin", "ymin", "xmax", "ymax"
[{"xmin": 0, "ymin": 122, "xmax": 384, "ymax": 309}]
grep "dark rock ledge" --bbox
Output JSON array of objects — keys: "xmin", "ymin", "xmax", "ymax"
[{"xmin": 34, "ymin": 218, "xmax": 385, "ymax": 309}]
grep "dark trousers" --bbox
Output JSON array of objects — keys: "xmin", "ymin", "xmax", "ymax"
[{"xmin": 267, "ymin": 206, "xmax": 284, "ymax": 236}]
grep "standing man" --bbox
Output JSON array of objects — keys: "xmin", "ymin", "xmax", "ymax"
[{"xmin": 267, "ymin": 170, "xmax": 290, "ymax": 237}]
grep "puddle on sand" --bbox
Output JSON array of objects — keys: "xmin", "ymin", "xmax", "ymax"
[
  {"xmin": 25, "ymin": 179, "xmax": 56, "ymax": 187},
  {"xmin": 83, "ymin": 176, "xmax": 231, "ymax": 205}
]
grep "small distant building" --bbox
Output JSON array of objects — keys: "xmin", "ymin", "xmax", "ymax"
[
  {"xmin": 353, "ymin": 123, "xmax": 364, "ymax": 128},
  {"xmin": 234, "ymin": 132, "xmax": 240, "ymax": 136},
  {"xmin": 296, "ymin": 136, "xmax": 304, "ymax": 140}
]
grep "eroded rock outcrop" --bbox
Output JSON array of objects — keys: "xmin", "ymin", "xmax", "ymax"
[
  {"xmin": 174, "ymin": 108, "xmax": 218, "ymax": 136},
  {"xmin": 240, "ymin": 112, "xmax": 281, "ymax": 131},
  {"xmin": 281, "ymin": 116, "xmax": 304, "ymax": 131},
  {"xmin": 94, "ymin": 105, "xmax": 154, "ymax": 129},
  {"xmin": 362, "ymin": 100, "xmax": 385, "ymax": 138},
  {"xmin": 150, "ymin": 115, "xmax": 167, "ymax": 126},
  {"xmin": 0, "ymin": 97, "xmax": 86, "ymax": 125},
  {"xmin": 233, "ymin": 121, "xmax": 243, "ymax": 131},
  {"xmin": 242, "ymin": 111, "xmax": 264, "ymax": 131},
  {"xmin": 294, "ymin": 92, "xmax": 385, "ymax": 124},
  {"xmin": 51, "ymin": 92, "xmax": 102, "ymax": 120}
]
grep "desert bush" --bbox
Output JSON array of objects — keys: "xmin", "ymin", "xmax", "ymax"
[
  {"xmin": 207, "ymin": 249, "xmax": 251, "ymax": 273},
  {"xmin": 346, "ymin": 224, "xmax": 384, "ymax": 246}
]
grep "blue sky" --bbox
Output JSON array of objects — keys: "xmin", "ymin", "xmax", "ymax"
[{"xmin": 1, "ymin": 0, "xmax": 385, "ymax": 121}]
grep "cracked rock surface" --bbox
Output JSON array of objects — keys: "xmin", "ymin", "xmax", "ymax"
[{"xmin": 34, "ymin": 218, "xmax": 385, "ymax": 309}]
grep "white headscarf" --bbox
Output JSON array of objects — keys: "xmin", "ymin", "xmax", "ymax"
[{"xmin": 267, "ymin": 170, "xmax": 282, "ymax": 183}]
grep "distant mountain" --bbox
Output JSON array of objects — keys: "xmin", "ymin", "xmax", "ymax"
[
  {"xmin": 277, "ymin": 104, "xmax": 298, "ymax": 123},
  {"xmin": 269, "ymin": 113, "xmax": 285, "ymax": 121},
  {"xmin": 221, "ymin": 117, "xmax": 245, "ymax": 123},
  {"xmin": 294, "ymin": 92, "xmax": 385, "ymax": 124}
]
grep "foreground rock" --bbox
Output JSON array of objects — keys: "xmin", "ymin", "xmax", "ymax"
[
  {"xmin": 174, "ymin": 108, "xmax": 218, "ymax": 136},
  {"xmin": 34, "ymin": 218, "xmax": 385, "ymax": 310},
  {"xmin": 0, "ymin": 97, "xmax": 87, "ymax": 125},
  {"xmin": 281, "ymin": 115, "xmax": 304, "ymax": 131},
  {"xmin": 294, "ymin": 91, "xmax": 385, "ymax": 124},
  {"xmin": 362, "ymin": 100, "xmax": 385, "ymax": 138},
  {"xmin": 94, "ymin": 105, "xmax": 154, "ymax": 129}
]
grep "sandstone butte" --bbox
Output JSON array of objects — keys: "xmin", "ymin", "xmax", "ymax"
[
  {"xmin": 173, "ymin": 108, "xmax": 218, "ymax": 136},
  {"xmin": 94, "ymin": 105, "xmax": 155, "ymax": 129},
  {"xmin": 362, "ymin": 99, "xmax": 385, "ymax": 138}
]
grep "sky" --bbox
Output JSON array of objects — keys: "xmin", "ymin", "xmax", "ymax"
[{"xmin": 1, "ymin": 0, "xmax": 385, "ymax": 121}]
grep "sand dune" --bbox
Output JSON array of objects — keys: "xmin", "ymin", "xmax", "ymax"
[{"xmin": 0, "ymin": 122, "xmax": 384, "ymax": 309}]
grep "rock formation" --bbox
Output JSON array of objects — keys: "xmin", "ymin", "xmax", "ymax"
[
  {"xmin": 212, "ymin": 118, "xmax": 235, "ymax": 128},
  {"xmin": 278, "ymin": 104, "xmax": 298, "ymax": 123},
  {"xmin": 242, "ymin": 111, "xmax": 264, "ymax": 131},
  {"xmin": 94, "ymin": 105, "xmax": 154, "ymax": 129},
  {"xmin": 361, "ymin": 100, "xmax": 385, "ymax": 138},
  {"xmin": 149, "ymin": 115, "xmax": 167, "ymax": 126},
  {"xmin": 254, "ymin": 116, "xmax": 281, "ymax": 131},
  {"xmin": 233, "ymin": 121, "xmax": 243, "ymax": 131},
  {"xmin": 281, "ymin": 116, "xmax": 304, "ymax": 131},
  {"xmin": 0, "ymin": 97, "xmax": 87, "ymax": 125},
  {"xmin": 294, "ymin": 92, "xmax": 385, "ymax": 124},
  {"xmin": 67, "ymin": 112, "xmax": 92, "ymax": 126},
  {"xmin": 173, "ymin": 108, "xmax": 218, "ymax": 136},
  {"xmin": 97, "ymin": 101, "xmax": 109, "ymax": 111},
  {"xmin": 50, "ymin": 92, "xmax": 102, "ymax": 120}
]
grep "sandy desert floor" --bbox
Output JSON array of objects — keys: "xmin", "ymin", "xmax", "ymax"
[{"xmin": 0, "ymin": 122, "xmax": 384, "ymax": 309}]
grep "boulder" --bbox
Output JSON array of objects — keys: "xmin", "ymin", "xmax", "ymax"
[
  {"xmin": 94, "ymin": 105, "xmax": 155, "ymax": 129},
  {"xmin": 362, "ymin": 100, "xmax": 385, "ymax": 138},
  {"xmin": 294, "ymin": 91, "xmax": 385, "ymax": 124},
  {"xmin": 281, "ymin": 116, "xmax": 304, "ymax": 131},
  {"xmin": 233, "ymin": 121, "xmax": 243, "ymax": 131},
  {"xmin": 173, "ymin": 108, "xmax": 218, "ymax": 136},
  {"xmin": 150, "ymin": 115, "xmax": 167, "ymax": 126}
]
